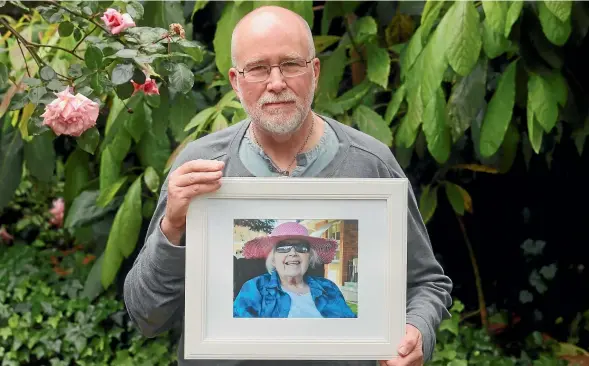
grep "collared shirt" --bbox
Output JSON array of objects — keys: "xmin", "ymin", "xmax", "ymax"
[
  {"xmin": 238, "ymin": 118, "xmax": 340, "ymax": 177},
  {"xmin": 233, "ymin": 269, "xmax": 357, "ymax": 318}
]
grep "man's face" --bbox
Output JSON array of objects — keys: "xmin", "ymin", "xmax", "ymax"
[
  {"xmin": 229, "ymin": 15, "xmax": 320, "ymax": 135},
  {"xmin": 273, "ymin": 239, "xmax": 311, "ymax": 278}
]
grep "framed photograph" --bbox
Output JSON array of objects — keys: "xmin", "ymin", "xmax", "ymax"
[{"xmin": 184, "ymin": 177, "xmax": 408, "ymax": 360}]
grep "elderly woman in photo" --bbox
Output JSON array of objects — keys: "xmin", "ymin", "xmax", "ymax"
[{"xmin": 233, "ymin": 222, "xmax": 356, "ymax": 318}]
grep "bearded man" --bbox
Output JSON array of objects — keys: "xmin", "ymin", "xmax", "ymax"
[{"xmin": 124, "ymin": 5, "xmax": 453, "ymax": 366}]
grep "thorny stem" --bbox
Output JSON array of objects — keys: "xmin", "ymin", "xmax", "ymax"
[
  {"xmin": 15, "ymin": 38, "xmax": 31, "ymax": 77},
  {"xmin": 456, "ymin": 214, "xmax": 488, "ymax": 330},
  {"xmin": 73, "ymin": 25, "xmax": 98, "ymax": 52},
  {"xmin": 27, "ymin": 41, "xmax": 84, "ymax": 61}
]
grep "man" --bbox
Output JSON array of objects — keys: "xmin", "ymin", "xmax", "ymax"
[{"xmin": 123, "ymin": 5, "xmax": 453, "ymax": 366}]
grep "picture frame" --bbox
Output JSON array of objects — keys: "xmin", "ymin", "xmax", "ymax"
[{"xmin": 184, "ymin": 177, "xmax": 408, "ymax": 360}]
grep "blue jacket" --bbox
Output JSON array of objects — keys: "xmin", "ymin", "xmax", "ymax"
[{"xmin": 233, "ymin": 270, "xmax": 357, "ymax": 318}]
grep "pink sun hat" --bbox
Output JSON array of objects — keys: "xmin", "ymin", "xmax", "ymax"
[{"xmin": 242, "ymin": 222, "xmax": 338, "ymax": 264}]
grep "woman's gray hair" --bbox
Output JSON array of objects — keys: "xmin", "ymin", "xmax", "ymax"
[{"xmin": 265, "ymin": 245, "xmax": 322, "ymax": 274}]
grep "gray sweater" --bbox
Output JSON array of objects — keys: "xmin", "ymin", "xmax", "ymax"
[{"xmin": 123, "ymin": 116, "xmax": 453, "ymax": 365}]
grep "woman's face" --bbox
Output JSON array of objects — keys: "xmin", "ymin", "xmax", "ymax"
[{"xmin": 273, "ymin": 239, "xmax": 310, "ymax": 278}]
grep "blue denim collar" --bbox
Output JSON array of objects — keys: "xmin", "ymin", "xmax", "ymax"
[{"xmin": 266, "ymin": 269, "xmax": 327, "ymax": 299}]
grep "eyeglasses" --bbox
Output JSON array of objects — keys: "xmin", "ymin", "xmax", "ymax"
[
  {"xmin": 237, "ymin": 59, "xmax": 313, "ymax": 83},
  {"xmin": 275, "ymin": 242, "xmax": 310, "ymax": 254}
]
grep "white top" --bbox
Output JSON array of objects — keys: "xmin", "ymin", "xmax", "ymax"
[{"xmin": 284, "ymin": 290, "xmax": 322, "ymax": 318}]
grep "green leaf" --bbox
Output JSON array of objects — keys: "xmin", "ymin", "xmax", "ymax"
[
  {"xmin": 0, "ymin": 129, "xmax": 24, "ymax": 211},
  {"xmin": 97, "ymin": 176, "xmax": 129, "ymax": 208},
  {"xmin": 482, "ymin": 19, "xmax": 511, "ymax": 59},
  {"xmin": 0, "ymin": 63, "xmax": 8, "ymax": 86},
  {"xmin": 419, "ymin": 16, "xmax": 449, "ymax": 103},
  {"xmin": 65, "ymin": 190, "xmax": 118, "ymax": 228},
  {"xmin": 124, "ymin": 27, "xmax": 168, "ymax": 44},
  {"xmin": 399, "ymin": 26, "xmax": 424, "ymax": 80},
  {"xmin": 444, "ymin": 181, "xmax": 465, "ymax": 215},
  {"xmin": 482, "ymin": 1, "xmax": 507, "ymax": 35},
  {"xmin": 444, "ymin": 0, "xmax": 483, "ymax": 76},
  {"xmin": 331, "ymin": 79, "xmax": 373, "ymax": 115},
  {"xmin": 538, "ymin": 1, "xmax": 572, "ymax": 46},
  {"xmin": 314, "ymin": 35, "xmax": 340, "ymax": 53},
  {"xmin": 385, "ymin": 84, "xmax": 406, "ymax": 124},
  {"xmin": 544, "ymin": 0, "xmax": 572, "ymax": 23},
  {"xmin": 480, "ymin": 59, "xmax": 517, "ymax": 157},
  {"xmin": 111, "ymin": 63, "xmax": 134, "ymax": 85},
  {"xmin": 528, "ymin": 72, "xmax": 559, "ymax": 133},
  {"xmin": 136, "ymin": 129, "xmax": 171, "ymax": 173},
  {"xmin": 321, "ymin": 1, "xmax": 360, "ymax": 35},
  {"xmin": 64, "ymin": 148, "xmax": 90, "ymax": 207},
  {"xmin": 114, "ymin": 49, "xmax": 138, "ymax": 59},
  {"xmin": 126, "ymin": 1, "xmax": 144, "ymax": 20},
  {"xmin": 100, "ymin": 148, "xmax": 120, "ymax": 192},
  {"xmin": 366, "ymin": 42, "xmax": 390, "ymax": 89},
  {"xmin": 446, "ymin": 57, "xmax": 487, "ymax": 142},
  {"xmin": 24, "ymin": 131, "xmax": 55, "ymax": 182},
  {"xmin": 143, "ymin": 0, "xmax": 184, "ymax": 29},
  {"xmin": 81, "ymin": 253, "xmax": 104, "ymax": 301},
  {"xmin": 527, "ymin": 104, "xmax": 544, "ymax": 154},
  {"xmin": 143, "ymin": 167, "xmax": 160, "ymax": 193},
  {"xmin": 422, "ymin": 88, "xmax": 451, "ymax": 164},
  {"xmin": 68, "ymin": 64, "xmax": 83, "ymax": 78},
  {"xmin": 505, "ymin": 0, "xmax": 524, "ymax": 37},
  {"xmin": 84, "ymin": 45, "xmax": 103, "ymax": 70},
  {"xmin": 58, "ymin": 21, "xmax": 74, "ymax": 37},
  {"xmin": 353, "ymin": 105, "xmax": 393, "ymax": 146},
  {"xmin": 101, "ymin": 175, "xmax": 143, "ymax": 288},
  {"xmin": 572, "ymin": 117, "xmax": 589, "ymax": 156},
  {"xmin": 184, "ymin": 107, "xmax": 216, "ymax": 131},
  {"xmin": 315, "ymin": 44, "xmax": 347, "ymax": 104},
  {"xmin": 545, "ymin": 71, "xmax": 568, "ymax": 107},
  {"xmin": 419, "ymin": 0, "xmax": 445, "ymax": 43},
  {"xmin": 123, "ymin": 99, "xmax": 146, "ymax": 142},
  {"xmin": 76, "ymin": 127, "xmax": 100, "ymax": 154},
  {"xmin": 169, "ymin": 63, "xmax": 194, "ymax": 93},
  {"xmin": 213, "ymin": 1, "xmax": 253, "ymax": 78},
  {"xmin": 498, "ymin": 122, "xmax": 520, "ymax": 173},
  {"xmin": 39, "ymin": 66, "xmax": 56, "ymax": 81},
  {"xmin": 419, "ymin": 184, "xmax": 438, "ymax": 224},
  {"xmin": 28, "ymin": 86, "xmax": 47, "ymax": 104},
  {"xmin": 352, "ymin": 16, "xmax": 378, "ymax": 44},
  {"xmin": 211, "ymin": 112, "xmax": 228, "ymax": 132}
]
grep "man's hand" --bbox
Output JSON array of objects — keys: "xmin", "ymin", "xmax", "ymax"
[
  {"xmin": 161, "ymin": 159, "xmax": 225, "ymax": 245},
  {"xmin": 379, "ymin": 324, "xmax": 423, "ymax": 366}
]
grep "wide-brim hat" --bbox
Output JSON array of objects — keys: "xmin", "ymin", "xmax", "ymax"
[{"xmin": 242, "ymin": 221, "xmax": 337, "ymax": 264}]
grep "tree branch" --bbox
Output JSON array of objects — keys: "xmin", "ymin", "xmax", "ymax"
[
  {"xmin": 15, "ymin": 38, "xmax": 31, "ymax": 77},
  {"xmin": 28, "ymin": 42, "xmax": 84, "ymax": 61},
  {"xmin": 73, "ymin": 25, "xmax": 98, "ymax": 52},
  {"xmin": 46, "ymin": 0, "xmax": 110, "ymax": 34}
]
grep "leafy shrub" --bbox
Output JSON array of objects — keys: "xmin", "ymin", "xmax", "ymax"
[{"xmin": 0, "ymin": 243, "xmax": 178, "ymax": 366}]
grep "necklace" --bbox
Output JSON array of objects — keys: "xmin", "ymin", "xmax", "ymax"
[{"xmin": 251, "ymin": 118, "xmax": 314, "ymax": 176}]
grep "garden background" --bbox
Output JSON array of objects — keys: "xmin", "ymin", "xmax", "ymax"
[{"xmin": 1, "ymin": 0, "xmax": 588, "ymax": 365}]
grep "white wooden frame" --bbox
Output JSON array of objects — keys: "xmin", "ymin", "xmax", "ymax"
[{"xmin": 184, "ymin": 177, "xmax": 408, "ymax": 360}]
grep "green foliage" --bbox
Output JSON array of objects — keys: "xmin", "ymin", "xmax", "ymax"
[{"xmin": 0, "ymin": 244, "xmax": 177, "ymax": 366}]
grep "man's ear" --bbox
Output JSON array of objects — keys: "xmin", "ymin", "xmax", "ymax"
[
  {"xmin": 312, "ymin": 58, "xmax": 320, "ymax": 89},
  {"xmin": 228, "ymin": 68, "xmax": 241, "ymax": 100}
]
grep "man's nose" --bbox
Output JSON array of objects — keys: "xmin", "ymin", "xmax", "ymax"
[{"xmin": 266, "ymin": 66, "xmax": 286, "ymax": 93}]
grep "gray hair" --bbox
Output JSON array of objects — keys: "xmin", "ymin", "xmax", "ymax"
[
  {"xmin": 230, "ymin": 7, "xmax": 316, "ymax": 68},
  {"xmin": 265, "ymin": 245, "xmax": 322, "ymax": 274}
]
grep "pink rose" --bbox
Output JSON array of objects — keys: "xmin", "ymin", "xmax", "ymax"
[
  {"xmin": 0, "ymin": 227, "xmax": 13, "ymax": 243},
  {"xmin": 49, "ymin": 198, "xmax": 65, "ymax": 228},
  {"xmin": 131, "ymin": 76, "xmax": 159, "ymax": 96},
  {"xmin": 101, "ymin": 8, "xmax": 135, "ymax": 35},
  {"xmin": 41, "ymin": 87, "xmax": 100, "ymax": 137}
]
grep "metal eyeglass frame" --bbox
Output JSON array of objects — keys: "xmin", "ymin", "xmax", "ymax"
[{"xmin": 236, "ymin": 59, "xmax": 314, "ymax": 82}]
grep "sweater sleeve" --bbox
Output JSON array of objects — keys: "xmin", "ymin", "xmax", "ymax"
[
  {"xmin": 123, "ymin": 188, "xmax": 187, "ymax": 338},
  {"xmin": 382, "ymin": 156, "xmax": 453, "ymax": 361}
]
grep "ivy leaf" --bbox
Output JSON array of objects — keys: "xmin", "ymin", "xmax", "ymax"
[
  {"xmin": 538, "ymin": 1, "xmax": 572, "ymax": 46},
  {"xmin": 480, "ymin": 59, "xmax": 517, "ymax": 157},
  {"xmin": 444, "ymin": 1, "xmax": 483, "ymax": 76},
  {"xmin": 366, "ymin": 42, "xmax": 390, "ymax": 89},
  {"xmin": 111, "ymin": 63, "xmax": 134, "ymax": 85},
  {"xmin": 353, "ymin": 105, "xmax": 393, "ymax": 146},
  {"xmin": 505, "ymin": 0, "xmax": 524, "ymax": 37},
  {"xmin": 385, "ymin": 84, "xmax": 406, "ymax": 124},
  {"xmin": 422, "ymin": 88, "xmax": 451, "ymax": 164},
  {"xmin": 528, "ymin": 73, "xmax": 559, "ymax": 133},
  {"xmin": 84, "ymin": 45, "xmax": 103, "ymax": 70},
  {"xmin": 419, "ymin": 184, "xmax": 438, "ymax": 224},
  {"xmin": 76, "ymin": 127, "xmax": 100, "ymax": 154},
  {"xmin": 529, "ymin": 270, "xmax": 548, "ymax": 294},
  {"xmin": 544, "ymin": 0, "xmax": 572, "ymax": 23},
  {"xmin": 446, "ymin": 57, "xmax": 487, "ymax": 143},
  {"xmin": 101, "ymin": 175, "xmax": 143, "ymax": 288},
  {"xmin": 168, "ymin": 63, "xmax": 194, "ymax": 93},
  {"xmin": 482, "ymin": 1, "xmax": 508, "ymax": 35}
]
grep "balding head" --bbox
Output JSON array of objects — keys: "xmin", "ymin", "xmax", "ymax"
[{"xmin": 231, "ymin": 5, "xmax": 315, "ymax": 68}]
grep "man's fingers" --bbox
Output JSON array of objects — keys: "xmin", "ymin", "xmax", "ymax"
[
  {"xmin": 174, "ymin": 171, "xmax": 223, "ymax": 187},
  {"xmin": 398, "ymin": 325, "xmax": 420, "ymax": 356},
  {"xmin": 175, "ymin": 159, "xmax": 225, "ymax": 175}
]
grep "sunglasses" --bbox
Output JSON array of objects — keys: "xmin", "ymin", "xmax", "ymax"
[{"xmin": 275, "ymin": 242, "xmax": 310, "ymax": 254}]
